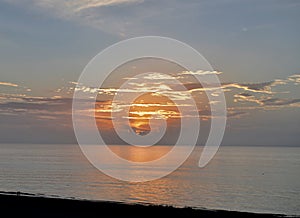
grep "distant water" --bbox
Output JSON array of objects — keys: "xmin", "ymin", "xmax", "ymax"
[{"xmin": 0, "ymin": 144, "xmax": 299, "ymax": 216}]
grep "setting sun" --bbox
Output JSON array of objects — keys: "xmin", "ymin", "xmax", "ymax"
[{"xmin": 128, "ymin": 93, "xmax": 180, "ymax": 135}]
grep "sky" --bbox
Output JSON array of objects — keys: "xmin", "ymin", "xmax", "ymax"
[{"xmin": 0, "ymin": 0, "xmax": 299, "ymax": 145}]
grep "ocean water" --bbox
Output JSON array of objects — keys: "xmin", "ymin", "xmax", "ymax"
[{"xmin": 0, "ymin": 144, "xmax": 299, "ymax": 216}]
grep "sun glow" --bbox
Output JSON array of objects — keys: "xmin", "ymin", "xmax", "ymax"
[{"xmin": 128, "ymin": 93, "xmax": 180, "ymax": 135}]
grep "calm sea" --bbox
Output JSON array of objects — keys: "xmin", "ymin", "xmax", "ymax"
[{"xmin": 0, "ymin": 144, "xmax": 299, "ymax": 216}]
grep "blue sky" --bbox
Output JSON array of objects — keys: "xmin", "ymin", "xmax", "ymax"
[{"xmin": 0, "ymin": 0, "xmax": 299, "ymax": 145}]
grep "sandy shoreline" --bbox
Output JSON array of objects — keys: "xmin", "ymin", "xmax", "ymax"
[{"xmin": 0, "ymin": 191, "xmax": 289, "ymax": 218}]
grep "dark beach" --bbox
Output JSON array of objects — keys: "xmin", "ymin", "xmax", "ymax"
[{"xmin": 0, "ymin": 192, "xmax": 289, "ymax": 218}]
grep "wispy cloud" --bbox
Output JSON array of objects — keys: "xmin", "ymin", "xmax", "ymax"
[
  {"xmin": 7, "ymin": 0, "xmax": 142, "ymax": 12},
  {"xmin": 5, "ymin": 0, "xmax": 143, "ymax": 34},
  {"xmin": 0, "ymin": 72, "xmax": 299, "ymax": 133},
  {"xmin": 234, "ymin": 93, "xmax": 300, "ymax": 108},
  {"xmin": 180, "ymin": 70, "xmax": 222, "ymax": 76},
  {"xmin": 227, "ymin": 111, "xmax": 249, "ymax": 119},
  {"xmin": 223, "ymin": 81, "xmax": 275, "ymax": 94},
  {"xmin": 0, "ymin": 82, "xmax": 18, "ymax": 87},
  {"xmin": 288, "ymin": 74, "xmax": 300, "ymax": 85},
  {"xmin": 234, "ymin": 93, "xmax": 260, "ymax": 104},
  {"xmin": 73, "ymin": 0, "xmax": 143, "ymax": 12},
  {"xmin": 260, "ymin": 98, "xmax": 300, "ymax": 107}
]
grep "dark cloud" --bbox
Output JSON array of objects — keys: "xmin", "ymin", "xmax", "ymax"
[
  {"xmin": 239, "ymin": 93, "xmax": 252, "ymax": 97},
  {"xmin": 261, "ymin": 98, "xmax": 300, "ymax": 106},
  {"xmin": 227, "ymin": 111, "xmax": 248, "ymax": 118}
]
